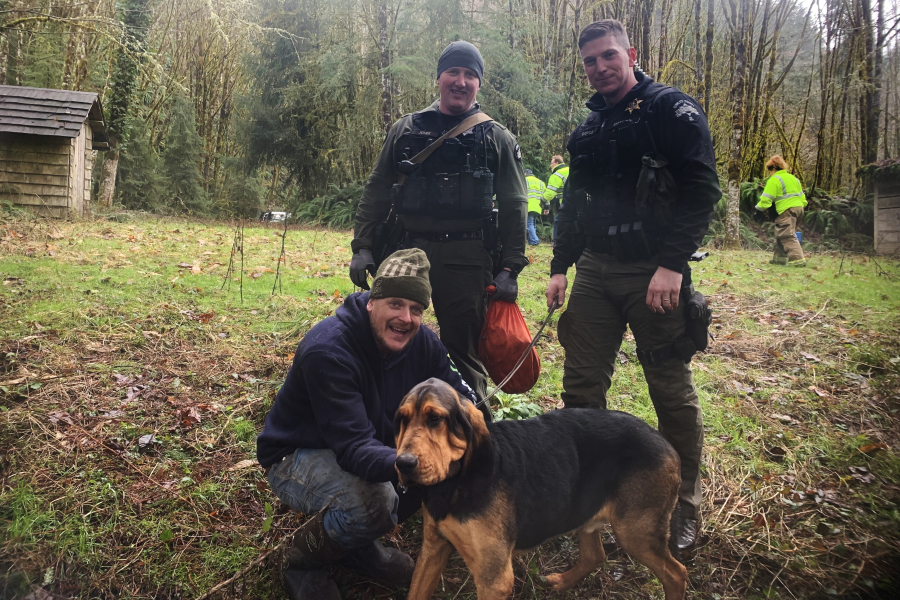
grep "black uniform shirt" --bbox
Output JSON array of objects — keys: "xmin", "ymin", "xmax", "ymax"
[{"xmin": 552, "ymin": 72, "xmax": 720, "ymax": 276}]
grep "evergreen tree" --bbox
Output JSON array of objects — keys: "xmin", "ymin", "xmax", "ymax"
[
  {"xmin": 162, "ymin": 96, "xmax": 208, "ymax": 214},
  {"xmin": 116, "ymin": 122, "xmax": 164, "ymax": 212},
  {"xmin": 218, "ymin": 157, "xmax": 264, "ymax": 218}
]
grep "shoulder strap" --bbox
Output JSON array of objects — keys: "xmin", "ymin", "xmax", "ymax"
[
  {"xmin": 398, "ymin": 112, "xmax": 493, "ymax": 184},
  {"xmin": 644, "ymin": 84, "xmax": 678, "ymax": 114}
]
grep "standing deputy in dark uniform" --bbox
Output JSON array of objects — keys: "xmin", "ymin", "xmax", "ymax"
[
  {"xmin": 545, "ymin": 20, "xmax": 720, "ymax": 555},
  {"xmin": 350, "ymin": 41, "xmax": 528, "ymax": 417}
]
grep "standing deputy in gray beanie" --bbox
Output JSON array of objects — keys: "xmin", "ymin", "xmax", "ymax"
[
  {"xmin": 258, "ymin": 249, "xmax": 479, "ymax": 600},
  {"xmin": 350, "ymin": 40, "xmax": 528, "ymax": 418}
]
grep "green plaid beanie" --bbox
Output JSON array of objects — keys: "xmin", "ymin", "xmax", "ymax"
[{"xmin": 370, "ymin": 249, "xmax": 432, "ymax": 308}]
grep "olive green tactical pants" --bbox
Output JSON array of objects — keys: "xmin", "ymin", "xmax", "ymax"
[
  {"xmin": 773, "ymin": 206, "xmax": 805, "ymax": 263},
  {"xmin": 408, "ymin": 237, "xmax": 493, "ymax": 411},
  {"xmin": 558, "ymin": 251, "xmax": 703, "ymax": 518}
]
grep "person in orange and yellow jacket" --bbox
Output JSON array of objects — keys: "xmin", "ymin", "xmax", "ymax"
[{"xmin": 755, "ymin": 155, "xmax": 808, "ymax": 266}]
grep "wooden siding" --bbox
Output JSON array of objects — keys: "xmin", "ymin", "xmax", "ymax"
[
  {"xmin": 0, "ymin": 132, "xmax": 72, "ymax": 216},
  {"xmin": 84, "ymin": 126, "xmax": 93, "ymax": 215},
  {"xmin": 69, "ymin": 124, "xmax": 86, "ymax": 215},
  {"xmin": 875, "ymin": 178, "xmax": 900, "ymax": 255}
]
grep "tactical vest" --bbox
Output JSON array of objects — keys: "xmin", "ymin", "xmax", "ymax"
[
  {"xmin": 391, "ymin": 109, "xmax": 495, "ymax": 220},
  {"xmin": 568, "ymin": 83, "xmax": 678, "ymax": 259}
]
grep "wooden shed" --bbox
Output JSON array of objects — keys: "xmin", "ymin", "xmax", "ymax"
[
  {"xmin": 0, "ymin": 85, "xmax": 108, "ymax": 218},
  {"xmin": 872, "ymin": 167, "xmax": 900, "ymax": 256}
]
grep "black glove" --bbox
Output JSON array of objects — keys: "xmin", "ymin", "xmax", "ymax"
[
  {"xmin": 349, "ymin": 249, "xmax": 375, "ymax": 289},
  {"xmin": 491, "ymin": 269, "xmax": 518, "ymax": 303}
]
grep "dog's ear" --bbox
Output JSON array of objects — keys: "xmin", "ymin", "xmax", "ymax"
[
  {"xmin": 393, "ymin": 408, "xmax": 405, "ymax": 446},
  {"xmin": 393, "ymin": 388, "xmax": 416, "ymax": 446},
  {"xmin": 456, "ymin": 395, "xmax": 493, "ymax": 476},
  {"xmin": 448, "ymin": 392, "xmax": 474, "ymax": 444}
]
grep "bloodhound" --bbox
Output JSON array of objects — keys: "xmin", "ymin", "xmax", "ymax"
[{"xmin": 394, "ymin": 378, "xmax": 687, "ymax": 600}]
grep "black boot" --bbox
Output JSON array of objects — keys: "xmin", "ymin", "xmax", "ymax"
[
  {"xmin": 283, "ymin": 510, "xmax": 348, "ymax": 600},
  {"xmin": 283, "ymin": 568, "xmax": 341, "ymax": 600},
  {"xmin": 668, "ymin": 503, "xmax": 699, "ymax": 560},
  {"xmin": 340, "ymin": 540, "xmax": 415, "ymax": 588}
]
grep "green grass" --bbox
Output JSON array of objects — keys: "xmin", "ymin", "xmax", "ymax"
[{"xmin": 2, "ymin": 213, "xmax": 900, "ymax": 599}]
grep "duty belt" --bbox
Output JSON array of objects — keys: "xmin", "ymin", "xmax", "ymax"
[{"xmin": 407, "ymin": 230, "xmax": 484, "ymax": 242}]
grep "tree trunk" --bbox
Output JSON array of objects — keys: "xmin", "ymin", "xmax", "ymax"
[
  {"xmin": 641, "ymin": 0, "xmax": 654, "ymax": 74},
  {"xmin": 379, "ymin": 0, "xmax": 391, "ymax": 134},
  {"xmin": 5, "ymin": 28, "xmax": 19, "ymax": 85},
  {"xmin": 98, "ymin": 148, "xmax": 120, "ymax": 210},
  {"xmin": 724, "ymin": 0, "xmax": 748, "ymax": 250},
  {"xmin": 694, "ymin": 0, "xmax": 704, "ymax": 101},
  {"xmin": 657, "ymin": 0, "xmax": 671, "ymax": 81},
  {"xmin": 872, "ymin": 0, "xmax": 884, "ymax": 161},
  {"xmin": 704, "ymin": 0, "xmax": 714, "ymax": 115},
  {"xmin": 860, "ymin": 0, "xmax": 877, "ymax": 164}
]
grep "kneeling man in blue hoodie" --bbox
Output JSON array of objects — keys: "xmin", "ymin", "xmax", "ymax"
[{"xmin": 257, "ymin": 248, "xmax": 477, "ymax": 600}]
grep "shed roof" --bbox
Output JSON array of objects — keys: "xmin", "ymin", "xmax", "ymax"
[{"xmin": 0, "ymin": 85, "xmax": 109, "ymax": 149}]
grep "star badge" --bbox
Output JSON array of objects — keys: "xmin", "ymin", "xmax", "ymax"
[{"xmin": 626, "ymin": 99, "xmax": 643, "ymax": 114}]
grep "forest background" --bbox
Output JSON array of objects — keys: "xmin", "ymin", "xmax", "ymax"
[{"xmin": 0, "ymin": 0, "xmax": 893, "ymax": 249}]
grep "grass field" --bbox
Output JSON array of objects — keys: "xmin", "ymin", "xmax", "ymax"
[{"xmin": 1, "ymin": 212, "xmax": 899, "ymax": 600}]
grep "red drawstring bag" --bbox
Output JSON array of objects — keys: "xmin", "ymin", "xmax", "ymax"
[{"xmin": 479, "ymin": 298, "xmax": 540, "ymax": 393}]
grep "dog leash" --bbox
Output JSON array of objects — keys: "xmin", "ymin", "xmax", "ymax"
[{"xmin": 475, "ymin": 299, "xmax": 561, "ymax": 409}]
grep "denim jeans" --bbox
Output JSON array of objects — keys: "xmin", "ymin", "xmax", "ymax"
[
  {"xmin": 527, "ymin": 212, "xmax": 540, "ymax": 245},
  {"xmin": 267, "ymin": 448, "xmax": 423, "ymax": 548}
]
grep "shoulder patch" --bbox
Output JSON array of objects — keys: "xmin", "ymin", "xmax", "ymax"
[
  {"xmin": 514, "ymin": 144, "xmax": 522, "ymax": 161},
  {"xmin": 673, "ymin": 98, "xmax": 701, "ymax": 123}
]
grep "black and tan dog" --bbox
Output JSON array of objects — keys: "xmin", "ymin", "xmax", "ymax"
[{"xmin": 393, "ymin": 378, "xmax": 688, "ymax": 600}]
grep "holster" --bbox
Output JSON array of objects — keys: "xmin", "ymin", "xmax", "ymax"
[{"xmin": 682, "ymin": 287, "xmax": 712, "ymax": 352}]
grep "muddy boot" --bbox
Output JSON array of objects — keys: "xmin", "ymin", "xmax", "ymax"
[
  {"xmin": 668, "ymin": 502, "xmax": 699, "ymax": 561},
  {"xmin": 283, "ymin": 510, "xmax": 348, "ymax": 600},
  {"xmin": 340, "ymin": 540, "xmax": 416, "ymax": 588}
]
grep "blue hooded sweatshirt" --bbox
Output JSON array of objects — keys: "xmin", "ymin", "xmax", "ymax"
[{"xmin": 256, "ymin": 291, "xmax": 477, "ymax": 482}]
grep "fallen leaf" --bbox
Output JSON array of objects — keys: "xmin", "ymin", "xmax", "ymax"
[
  {"xmin": 859, "ymin": 443, "xmax": 888, "ymax": 455},
  {"xmin": 800, "ymin": 352, "xmax": 821, "ymax": 362},
  {"xmin": 770, "ymin": 413, "xmax": 797, "ymax": 425},
  {"xmin": 126, "ymin": 385, "xmax": 147, "ymax": 401},
  {"xmin": 849, "ymin": 466, "xmax": 876, "ymax": 483},
  {"xmin": 47, "ymin": 411, "xmax": 74, "ymax": 426},
  {"xmin": 113, "ymin": 373, "xmax": 134, "ymax": 386},
  {"xmin": 808, "ymin": 386, "xmax": 831, "ymax": 398},
  {"xmin": 752, "ymin": 513, "xmax": 771, "ymax": 528},
  {"xmin": 229, "ymin": 459, "xmax": 257, "ymax": 472},
  {"xmin": 179, "ymin": 407, "xmax": 201, "ymax": 428},
  {"xmin": 765, "ymin": 446, "xmax": 787, "ymax": 462}
]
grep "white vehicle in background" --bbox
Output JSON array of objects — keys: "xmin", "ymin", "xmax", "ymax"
[{"xmin": 259, "ymin": 211, "xmax": 291, "ymax": 222}]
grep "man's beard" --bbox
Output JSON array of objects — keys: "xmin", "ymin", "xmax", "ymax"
[{"xmin": 371, "ymin": 323, "xmax": 406, "ymax": 356}]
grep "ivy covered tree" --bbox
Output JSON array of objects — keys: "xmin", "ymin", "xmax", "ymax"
[{"xmin": 97, "ymin": 0, "xmax": 152, "ymax": 209}]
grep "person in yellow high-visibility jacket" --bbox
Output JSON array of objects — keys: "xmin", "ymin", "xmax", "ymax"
[
  {"xmin": 525, "ymin": 168, "xmax": 548, "ymax": 245},
  {"xmin": 755, "ymin": 155, "xmax": 808, "ymax": 266},
  {"xmin": 543, "ymin": 155, "xmax": 569, "ymax": 244}
]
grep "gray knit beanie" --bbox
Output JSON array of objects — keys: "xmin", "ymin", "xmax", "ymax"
[
  {"xmin": 437, "ymin": 40, "xmax": 484, "ymax": 82},
  {"xmin": 370, "ymin": 249, "xmax": 432, "ymax": 308}
]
